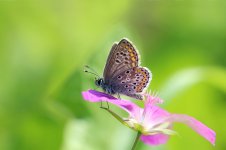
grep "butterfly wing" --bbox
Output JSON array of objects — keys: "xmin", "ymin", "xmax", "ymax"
[
  {"xmin": 103, "ymin": 39, "xmax": 140, "ymax": 84},
  {"xmin": 111, "ymin": 67, "xmax": 152, "ymax": 100}
]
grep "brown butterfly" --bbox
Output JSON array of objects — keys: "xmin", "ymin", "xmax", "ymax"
[{"xmin": 87, "ymin": 39, "xmax": 152, "ymax": 100}]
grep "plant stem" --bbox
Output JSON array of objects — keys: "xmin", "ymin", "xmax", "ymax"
[{"xmin": 131, "ymin": 132, "xmax": 141, "ymax": 150}]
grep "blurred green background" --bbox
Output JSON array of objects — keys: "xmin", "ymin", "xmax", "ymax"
[{"xmin": 0, "ymin": 0, "xmax": 226, "ymax": 150}]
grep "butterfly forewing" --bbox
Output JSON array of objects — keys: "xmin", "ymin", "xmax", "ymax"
[{"xmin": 103, "ymin": 39, "xmax": 140, "ymax": 84}]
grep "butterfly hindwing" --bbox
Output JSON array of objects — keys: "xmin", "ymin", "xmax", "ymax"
[{"xmin": 111, "ymin": 67, "xmax": 151, "ymax": 100}]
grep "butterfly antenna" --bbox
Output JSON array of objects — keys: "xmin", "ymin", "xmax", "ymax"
[
  {"xmin": 84, "ymin": 70, "xmax": 100, "ymax": 78},
  {"xmin": 84, "ymin": 65, "xmax": 99, "ymax": 76},
  {"xmin": 84, "ymin": 66, "xmax": 100, "ymax": 78}
]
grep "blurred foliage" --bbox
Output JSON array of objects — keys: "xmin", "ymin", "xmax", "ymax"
[{"xmin": 0, "ymin": 0, "xmax": 226, "ymax": 150}]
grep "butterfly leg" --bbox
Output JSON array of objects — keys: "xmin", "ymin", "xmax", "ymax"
[
  {"xmin": 100, "ymin": 101, "xmax": 110, "ymax": 110},
  {"xmin": 106, "ymin": 102, "xmax": 109, "ymax": 109},
  {"xmin": 100, "ymin": 100, "xmax": 103, "ymax": 108},
  {"xmin": 117, "ymin": 93, "xmax": 121, "ymax": 100}
]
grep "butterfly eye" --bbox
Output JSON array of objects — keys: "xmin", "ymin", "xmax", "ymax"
[
  {"xmin": 117, "ymin": 76, "xmax": 122, "ymax": 79},
  {"xmin": 95, "ymin": 79, "xmax": 102, "ymax": 86},
  {"xmin": 126, "ymin": 70, "xmax": 130, "ymax": 74},
  {"xmin": 125, "ymin": 85, "xmax": 129, "ymax": 88}
]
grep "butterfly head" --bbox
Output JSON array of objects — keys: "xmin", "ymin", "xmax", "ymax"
[{"xmin": 95, "ymin": 78, "xmax": 104, "ymax": 87}]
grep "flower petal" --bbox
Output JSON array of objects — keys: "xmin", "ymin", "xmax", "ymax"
[
  {"xmin": 82, "ymin": 89, "xmax": 117, "ymax": 101},
  {"xmin": 142, "ymin": 105, "xmax": 170, "ymax": 128},
  {"xmin": 140, "ymin": 134, "xmax": 169, "ymax": 146},
  {"xmin": 144, "ymin": 94, "xmax": 163, "ymax": 106},
  {"xmin": 142, "ymin": 95, "xmax": 169, "ymax": 128},
  {"xmin": 169, "ymin": 114, "xmax": 216, "ymax": 145},
  {"xmin": 82, "ymin": 90, "xmax": 141, "ymax": 119}
]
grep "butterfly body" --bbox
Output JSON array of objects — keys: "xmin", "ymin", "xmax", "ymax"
[
  {"xmin": 95, "ymin": 78, "xmax": 116, "ymax": 95},
  {"xmin": 96, "ymin": 39, "xmax": 152, "ymax": 100}
]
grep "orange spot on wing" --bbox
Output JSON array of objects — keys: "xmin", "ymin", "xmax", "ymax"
[{"xmin": 131, "ymin": 57, "xmax": 136, "ymax": 62}]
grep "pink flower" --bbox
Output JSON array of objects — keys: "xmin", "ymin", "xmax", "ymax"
[{"xmin": 82, "ymin": 90, "xmax": 216, "ymax": 146}]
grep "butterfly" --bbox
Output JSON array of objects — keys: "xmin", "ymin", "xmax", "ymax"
[{"xmin": 90, "ymin": 39, "xmax": 152, "ymax": 100}]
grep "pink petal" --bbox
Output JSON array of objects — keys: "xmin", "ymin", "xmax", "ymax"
[
  {"xmin": 144, "ymin": 94, "xmax": 163, "ymax": 106},
  {"xmin": 142, "ymin": 95, "xmax": 169, "ymax": 126},
  {"xmin": 140, "ymin": 134, "xmax": 169, "ymax": 146},
  {"xmin": 82, "ymin": 89, "xmax": 117, "ymax": 102},
  {"xmin": 169, "ymin": 114, "xmax": 216, "ymax": 145},
  {"xmin": 82, "ymin": 90, "xmax": 141, "ymax": 119},
  {"xmin": 142, "ymin": 104, "xmax": 170, "ymax": 127}
]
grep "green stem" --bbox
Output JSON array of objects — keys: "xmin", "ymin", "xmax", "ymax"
[
  {"xmin": 100, "ymin": 107, "xmax": 142, "ymax": 150},
  {"xmin": 100, "ymin": 106, "xmax": 135, "ymax": 130},
  {"xmin": 131, "ymin": 132, "xmax": 141, "ymax": 150}
]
